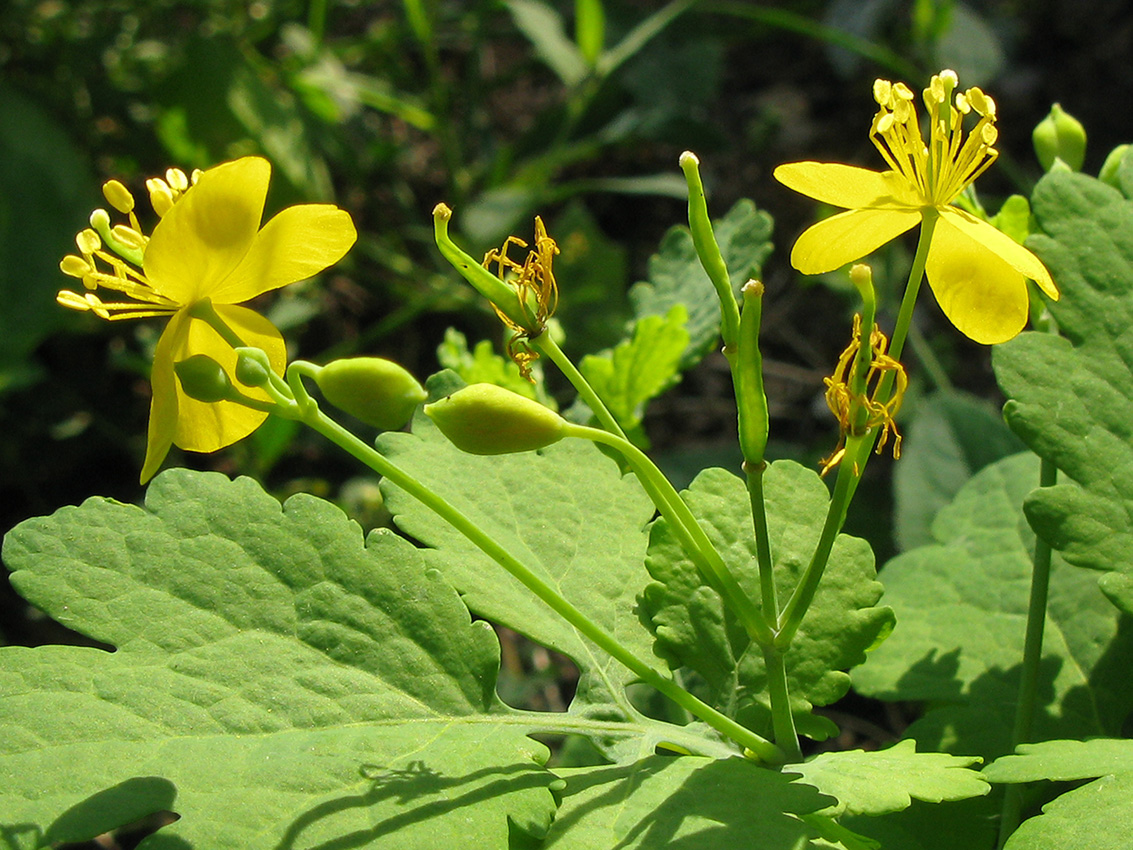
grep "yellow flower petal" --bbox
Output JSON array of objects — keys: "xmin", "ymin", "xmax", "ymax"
[
  {"xmin": 208, "ymin": 204, "xmax": 358, "ymax": 304},
  {"xmin": 141, "ymin": 310, "xmax": 190, "ymax": 483},
  {"xmin": 790, "ymin": 207, "xmax": 921, "ymax": 274},
  {"xmin": 940, "ymin": 207, "xmax": 1059, "ymax": 300},
  {"xmin": 143, "ymin": 157, "xmax": 271, "ymax": 304},
  {"xmin": 170, "ymin": 305, "xmax": 286, "ymax": 453},
  {"xmin": 925, "ymin": 213, "xmax": 1029, "ymax": 344},
  {"xmin": 774, "ymin": 162, "xmax": 920, "ymax": 209}
]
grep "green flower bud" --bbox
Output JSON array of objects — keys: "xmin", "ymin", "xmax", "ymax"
[
  {"xmin": 1099, "ymin": 144, "xmax": 1130, "ymax": 188},
  {"xmin": 424, "ymin": 383, "xmax": 566, "ymax": 455},
  {"xmin": 1033, "ymin": 103, "xmax": 1086, "ymax": 172},
  {"xmin": 175, "ymin": 355, "xmax": 234, "ymax": 403},
  {"xmin": 315, "ymin": 357, "xmax": 427, "ymax": 431},
  {"xmin": 234, "ymin": 347, "xmax": 273, "ymax": 388}
]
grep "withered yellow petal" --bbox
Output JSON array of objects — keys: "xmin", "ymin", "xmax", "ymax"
[
  {"xmin": 143, "ymin": 157, "xmax": 270, "ymax": 304},
  {"xmin": 774, "ymin": 162, "xmax": 920, "ymax": 209},
  {"xmin": 925, "ymin": 214, "xmax": 1029, "ymax": 344},
  {"xmin": 790, "ymin": 207, "xmax": 921, "ymax": 274}
]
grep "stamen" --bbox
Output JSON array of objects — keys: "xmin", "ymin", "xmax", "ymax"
[
  {"xmin": 147, "ymin": 178, "xmax": 175, "ymax": 217},
  {"xmin": 102, "ymin": 180, "xmax": 135, "ymax": 214}
]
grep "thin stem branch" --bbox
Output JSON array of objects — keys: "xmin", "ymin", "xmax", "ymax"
[
  {"xmin": 566, "ymin": 422, "xmax": 773, "ymax": 647},
  {"xmin": 998, "ymin": 456, "xmax": 1058, "ymax": 847},
  {"xmin": 533, "ymin": 333, "xmax": 627, "ymax": 439}
]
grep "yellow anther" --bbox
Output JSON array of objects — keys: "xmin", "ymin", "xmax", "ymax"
[
  {"xmin": 102, "ymin": 179, "xmax": 135, "ymax": 214},
  {"xmin": 111, "ymin": 225, "xmax": 147, "ymax": 252},
  {"xmin": 166, "ymin": 168, "xmax": 189, "ymax": 193},
  {"xmin": 893, "ymin": 82, "xmax": 914, "ymax": 101},
  {"xmin": 76, "ymin": 228, "xmax": 101, "ymax": 256},
  {"xmin": 873, "ymin": 79, "xmax": 891, "ymax": 104},
  {"xmin": 147, "ymin": 178, "xmax": 175, "ymax": 217},
  {"xmin": 60, "ymin": 255, "xmax": 91, "ymax": 278}
]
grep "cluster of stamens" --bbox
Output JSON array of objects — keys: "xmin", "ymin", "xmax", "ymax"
[
  {"xmin": 482, "ymin": 216, "xmax": 560, "ymax": 380},
  {"xmin": 57, "ymin": 168, "xmax": 199, "ymax": 320},
  {"xmin": 820, "ymin": 315, "xmax": 908, "ymax": 477},
  {"xmin": 870, "ymin": 70, "xmax": 999, "ymax": 206}
]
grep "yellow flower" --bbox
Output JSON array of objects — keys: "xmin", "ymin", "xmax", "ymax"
[
  {"xmin": 774, "ymin": 70, "xmax": 1059, "ymax": 344},
  {"xmin": 58, "ymin": 157, "xmax": 357, "ymax": 482}
]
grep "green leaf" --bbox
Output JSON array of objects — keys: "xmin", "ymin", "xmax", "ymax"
[
  {"xmin": 893, "ymin": 390, "xmax": 1024, "ymax": 551},
  {"xmin": 854, "ymin": 453, "xmax": 1133, "ymax": 758},
  {"xmin": 991, "ymin": 194, "xmax": 1032, "ymax": 245},
  {"xmin": 541, "ymin": 755, "xmax": 829, "ymax": 848},
  {"xmin": 507, "ymin": 0, "xmax": 588, "ymax": 86},
  {"xmin": 1, "ymin": 470, "xmax": 556, "ymax": 847},
  {"xmin": 993, "ymin": 170, "xmax": 1133, "ymax": 616},
  {"xmin": 580, "ymin": 304, "xmax": 689, "ymax": 433},
  {"xmin": 640, "ymin": 462, "xmax": 893, "ymax": 741},
  {"xmin": 629, "ymin": 199, "xmax": 773, "ymax": 367},
  {"xmin": 985, "ymin": 740, "xmax": 1133, "ymax": 850},
  {"xmin": 786, "ymin": 740, "xmax": 989, "ymax": 817},
  {"xmin": 984, "ymin": 738, "xmax": 1133, "ymax": 783},
  {"xmin": 377, "ymin": 416, "xmax": 657, "ymax": 709}
]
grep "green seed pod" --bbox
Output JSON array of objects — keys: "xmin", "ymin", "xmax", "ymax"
[
  {"xmin": 175, "ymin": 354, "xmax": 234, "ymax": 403},
  {"xmin": 315, "ymin": 357, "xmax": 427, "ymax": 431},
  {"xmin": 1033, "ymin": 103, "xmax": 1086, "ymax": 172},
  {"xmin": 424, "ymin": 383, "xmax": 566, "ymax": 455}
]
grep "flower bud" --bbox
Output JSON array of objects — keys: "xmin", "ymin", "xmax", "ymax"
[
  {"xmin": 175, "ymin": 355, "xmax": 234, "ymax": 403},
  {"xmin": 424, "ymin": 383, "xmax": 566, "ymax": 455},
  {"xmin": 314, "ymin": 357, "xmax": 427, "ymax": 431},
  {"xmin": 1033, "ymin": 103, "xmax": 1086, "ymax": 172},
  {"xmin": 1099, "ymin": 144, "xmax": 1130, "ymax": 188},
  {"xmin": 234, "ymin": 347, "xmax": 274, "ymax": 388}
]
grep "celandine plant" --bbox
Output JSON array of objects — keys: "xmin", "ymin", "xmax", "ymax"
[{"xmin": 3, "ymin": 72, "xmax": 1133, "ymax": 850}]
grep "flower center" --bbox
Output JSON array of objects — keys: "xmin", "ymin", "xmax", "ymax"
[{"xmin": 870, "ymin": 70, "xmax": 999, "ymax": 206}]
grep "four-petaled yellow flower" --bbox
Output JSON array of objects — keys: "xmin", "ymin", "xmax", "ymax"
[
  {"xmin": 58, "ymin": 156, "xmax": 357, "ymax": 482},
  {"xmin": 775, "ymin": 70, "xmax": 1059, "ymax": 344}
]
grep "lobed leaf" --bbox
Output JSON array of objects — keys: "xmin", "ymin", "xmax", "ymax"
[
  {"xmin": 0, "ymin": 470, "xmax": 556, "ymax": 847},
  {"xmin": 629, "ymin": 199, "xmax": 773, "ymax": 366},
  {"xmin": 994, "ymin": 169, "xmax": 1133, "ymax": 616},
  {"xmin": 378, "ymin": 414, "xmax": 658, "ymax": 714},
  {"xmin": 853, "ymin": 453, "xmax": 1133, "ymax": 758},
  {"xmin": 785, "ymin": 739, "xmax": 989, "ymax": 817},
  {"xmin": 542, "ymin": 755, "xmax": 829, "ymax": 849},
  {"xmin": 640, "ymin": 461, "xmax": 893, "ymax": 741},
  {"xmin": 580, "ymin": 304, "xmax": 690, "ymax": 434}
]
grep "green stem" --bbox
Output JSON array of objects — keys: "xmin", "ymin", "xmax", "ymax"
[
  {"xmin": 998, "ymin": 456, "xmax": 1058, "ymax": 847},
  {"xmin": 532, "ymin": 333, "xmax": 627, "ymax": 440},
  {"xmin": 565, "ymin": 422, "xmax": 773, "ymax": 647},
  {"xmin": 763, "ymin": 644, "xmax": 803, "ymax": 762},
  {"xmin": 778, "ymin": 215, "xmax": 937, "ymax": 645},
  {"xmin": 296, "ymin": 399, "xmax": 783, "ymax": 764},
  {"xmin": 188, "ymin": 299, "xmax": 248, "ymax": 350},
  {"xmin": 887, "ymin": 210, "xmax": 937, "ymax": 365},
  {"xmin": 776, "ymin": 432, "xmax": 867, "ymax": 648}
]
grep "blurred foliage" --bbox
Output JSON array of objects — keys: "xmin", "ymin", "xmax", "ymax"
[{"xmin": 2, "ymin": 0, "xmax": 1132, "ymax": 660}]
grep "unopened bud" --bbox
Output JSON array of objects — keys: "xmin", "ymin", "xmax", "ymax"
[
  {"xmin": 424, "ymin": 383, "xmax": 566, "ymax": 455},
  {"xmin": 175, "ymin": 355, "xmax": 234, "ymax": 403},
  {"xmin": 1099, "ymin": 144, "xmax": 1130, "ymax": 188},
  {"xmin": 234, "ymin": 347, "xmax": 274, "ymax": 388},
  {"xmin": 1033, "ymin": 103, "xmax": 1086, "ymax": 172},
  {"xmin": 315, "ymin": 357, "xmax": 427, "ymax": 430}
]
